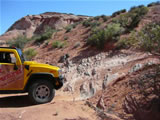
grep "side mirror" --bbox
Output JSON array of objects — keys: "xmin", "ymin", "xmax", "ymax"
[{"xmin": 14, "ymin": 63, "xmax": 18, "ymax": 70}]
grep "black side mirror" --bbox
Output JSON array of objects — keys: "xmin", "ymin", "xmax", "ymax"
[{"xmin": 14, "ymin": 63, "xmax": 18, "ymax": 70}]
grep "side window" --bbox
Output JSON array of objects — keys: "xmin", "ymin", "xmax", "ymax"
[
  {"xmin": 0, "ymin": 52, "xmax": 16, "ymax": 64},
  {"xmin": 10, "ymin": 53, "xmax": 17, "ymax": 63}
]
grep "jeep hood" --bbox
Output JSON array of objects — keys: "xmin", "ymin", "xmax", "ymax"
[{"xmin": 24, "ymin": 61, "xmax": 60, "ymax": 71}]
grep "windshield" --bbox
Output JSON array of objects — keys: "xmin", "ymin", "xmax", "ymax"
[{"xmin": 17, "ymin": 48, "xmax": 25, "ymax": 63}]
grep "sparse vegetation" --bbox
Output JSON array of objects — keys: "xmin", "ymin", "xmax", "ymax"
[
  {"xmin": 101, "ymin": 15, "xmax": 109, "ymax": 22},
  {"xmin": 147, "ymin": 1, "xmax": 160, "ymax": 7},
  {"xmin": 65, "ymin": 23, "xmax": 79, "ymax": 33},
  {"xmin": 7, "ymin": 35, "xmax": 30, "ymax": 49},
  {"xmin": 111, "ymin": 9, "xmax": 126, "ymax": 17},
  {"xmin": 65, "ymin": 25, "xmax": 73, "ymax": 33},
  {"xmin": 116, "ymin": 30, "xmax": 139, "ymax": 49},
  {"xmin": 82, "ymin": 20, "xmax": 91, "ymax": 27},
  {"xmin": 52, "ymin": 41, "xmax": 66, "ymax": 48},
  {"xmin": 94, "ymin": 16, "xmax": 101, "ymax": 20},
  {"xmin": 90, "ymin": 21, "xmax": 101, "ymax": 28},
  {"xmin": 64, "ymin": 36, "xmax": 68, "ymax": 40},
  {"xmin": 34, "ymin": 27, "xmax": 56, "ymax": 43},
  {"xmin": 82, "ymin": 18, "xmax": 100, "ymax": 28},
  {"xmin": 117, "ymin": 23, "xmax": 160, "ymax": 53},
  {"xmin": 87, "ymin": 23, "xmax": 125, "ymax": 49},
  {"xmin": 137, "ymin": 23, "xmax": 160, "ymax": 53},
  {"xmin": 24, "ymin": 48, "xmax": 37, "ymax": 60},
  {"xmin": 112, "ymin": 5, "xmax": 148, "ymax": 31}
]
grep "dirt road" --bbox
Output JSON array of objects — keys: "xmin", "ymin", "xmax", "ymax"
[{"xmin": 0, "ymin": 92, "xmax": 98, "ymax": 120}]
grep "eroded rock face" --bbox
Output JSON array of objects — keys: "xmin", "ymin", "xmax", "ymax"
[
  {"xmin": 80, "ymin": 81, "xmax": 96, "ymax": 99},
  {"xmin": 1, "ymin": 12, "xmax": 90, "ymax": 40}
]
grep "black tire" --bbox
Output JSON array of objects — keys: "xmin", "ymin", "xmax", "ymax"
[{"xmin": 28, "ymin": 80, "xmax": 55, "ymax": 104}]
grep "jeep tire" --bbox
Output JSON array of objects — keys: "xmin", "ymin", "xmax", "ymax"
[{"xmin": 28, "ymin": 80, "xmax": 55, "ymax": 104}]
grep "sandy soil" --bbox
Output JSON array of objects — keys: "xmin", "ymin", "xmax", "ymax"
[{"xmin": 0, "ymin": 92, "xmax": 98, "ymax": 120}]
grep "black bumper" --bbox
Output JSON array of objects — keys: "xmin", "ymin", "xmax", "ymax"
[{"xmin": 54, "ymin": 76, "xmax": 64, "ymax": 90}]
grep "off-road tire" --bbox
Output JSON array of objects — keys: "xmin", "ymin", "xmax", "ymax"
[{"xmin": 28, "ymin": 80, "xmax": 55, "ymax": 104}]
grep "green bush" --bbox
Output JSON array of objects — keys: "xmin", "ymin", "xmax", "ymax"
[
  {"xmin": 24, "ymin": 48, "xmax": 37, "ymax": 60},
  {"xmin": 147, "ymin": 1, "xmax": 160, "ymax": 7},
  {"xmin": 138, "ymin": 23, "xmax": 160, "ymax": 53},
  {"xmin": 129, "ymin": 5, "xmax": 145, "ymax": 12},
  {"xmin": 90, "ymin": 27, "xmax": 100, "ymax": 35},
  {"xmin": 87, "ymin": 29, "xmax": 106, "ymax": 49},
  {"xmin": 82, "ymin": 20, "xmax": 91, "ymax": 27},
  {"xmin": 129, "ymin": 6, "xmax": 148, "ymax": 29},
  {"xmin": 117, "ymin": 23, "xmax": 160, "ymax": 52},
  {"xmin": 72, "ymin": 22, "xmax": 79, "ymax": 28},
  {"xmin": 65, "ymin": 26, "xmax": 72, "ymax": 33},
  {"xmin": 87, "ymin": 23, "xmax": 125, "ymax": 49},
  {"xmin": 52, "ymin": 41, "xmax": 66, "ymax": 48},
  {"xmin": 111, "ymin": 9, "xmax": 126, "ymax": 17},
  {"xmin": 101, "ymin": 15, "xmax": 110, "ymax": 22},
  {"xmin": 116, "ymin": 31, "xmax": 139, "ymax": 49},
  {"xmin": 64, "ymin": 36, "xmax": 68, "ymax": 40},
  {"xmin": 112, "ymin": 6, "xmax": 148, "ymax": 32},
  {"xmin": 94, "ymin": 16, "xmax": 101, "ymax": 20},
  {"xmin": 65, "ymin": 23, "xmax": 79, "ymax": 33},
  {"xmin": 7, "ymin": 36, "xmax": 29, "ymax": 49},
  {"xmin": 34, "ymin": 27, "xmax": 56, "ymax": 43},
  {"xmin": 90, "ymin": 22, "xmax": 101, "ymax": 28}
]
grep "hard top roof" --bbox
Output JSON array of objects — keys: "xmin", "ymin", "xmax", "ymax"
[{"xmin": 0, "ymin": 47, "xmax": 17, "ymax": 49}]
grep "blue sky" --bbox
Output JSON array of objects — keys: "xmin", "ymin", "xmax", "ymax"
[{"xmin": 0, "ymin": 0, "xmax": 157, "ymax": 35}]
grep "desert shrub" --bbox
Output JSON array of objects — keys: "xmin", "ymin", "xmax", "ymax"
[
  {"xmin": 101, "ymin": 15, "xmax": 110, "ymax": 22},
  {"xmin": 148, "ymin": 1, "xmax": 160, "ymax": 7},
  {"xmin": 65, "ymin": 23, "xmax": 79, "ymax": 32},
  {"xmin": 24, "ymin": 48, "xmax": 37, "ymax": 60},
  {"xmin": 90, "ymin": 21, "xmax": 101, "ymax": 28},
  {"xmin": 87, "ymin": 29, "xmax": 106, "ymax": 49},
  {"xmin": 64, "ymin": 36, "xmax": 68, "ymax": 40},
  {"xmin": 34, "ymin": 27, "xmax": 56, "ymax": 43},
  {"xmin": 129, "ymin": 6, "xmax": 148, "ymax": 29},
  {"xmin": 72, "ymin": 23, "xmax": 78, "ymax": 28},
  {"xmin": 117, "ymin": 23, "xmax": 160, "ymax": 52},
  {"xmin": 94, "ymin": 16, "xmax": 101, "ymax": 20},
  {"xmin": 112, "ymin": 14, "xmax": 130, "ymax": 30},
  {"xmin": 116, "ymin": 30, "xmax": 139, "ymax": 49},
  {"xmin": 52, "ymin": 41, "xmax": 66, "ymax": 48},
  {"xmin": 138, "ymin": 23, "xmax": 160, "ymax": 53},
  {"xmin": 82, "ymin": 19, "xmax": 100, "ymax": 28},
  {"xmin": 82, "ymin": 20, "xmax": 91, "ymax": 27},
  {"xmin": 65, "ymin": 25, "xmax": 72, "ymax": 33},
  {"xmin": 129, "ymin": 5, "xmax": 145, "ymax": 12},
  {"xmin": 112, "ymin": 6, "xmax": 148, "ymax": 32},
  {"xmin": 90, "ymin": 26, "xmax": 100, "ymax": 35},
  {"xmin": 7, "ymin": 35, "xmax": 29, "ymax": 49},
  {"xmin": 111, "ymin": 9, "xmax": 126, "ymax": 17},
  {"xmin": 87, "ymin": 23, "xmax": 125, "ymax": 49}
]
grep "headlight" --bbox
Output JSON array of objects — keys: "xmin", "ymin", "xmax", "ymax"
[{"xmin": 58, "ymin": 69, "xmax": 62, "ymax": 76}]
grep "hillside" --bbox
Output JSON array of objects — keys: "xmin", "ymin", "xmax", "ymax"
[
  {"xmin": 0, "ymin": 12, "xmax": 89, "ymax": 42},
  {"xmin": 0, "ymin": 2, "xmax": 160, "ymax": 120}
]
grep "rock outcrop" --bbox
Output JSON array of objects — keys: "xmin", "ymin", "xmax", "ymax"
[{"xmin": 0, "ymin": 12, "xmax": 90, "ymax": 40}]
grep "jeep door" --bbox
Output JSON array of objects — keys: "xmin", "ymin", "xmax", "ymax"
[{"xmin": 0, "ymin": 51, "xmax": 24, "ymax": 90}]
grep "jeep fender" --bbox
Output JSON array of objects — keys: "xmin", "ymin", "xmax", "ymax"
[{"xmin": 24, "ymin": 72, "xmax": 56, "ymax": 91}]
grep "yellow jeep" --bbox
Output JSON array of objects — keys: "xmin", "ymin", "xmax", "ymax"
[{"xmin": 0, "ymin": 47, "xmax": 63, "ymax": 104}]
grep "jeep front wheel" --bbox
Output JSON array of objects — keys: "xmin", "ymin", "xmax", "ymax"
[{"xmin": 28, "ymin": 80, "xmax": 55, "ymax": 104}]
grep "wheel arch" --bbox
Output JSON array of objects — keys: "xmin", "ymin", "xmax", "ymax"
[{"xmin": 24, "ymin": 72, "xmax": 55, "ymax": 92}]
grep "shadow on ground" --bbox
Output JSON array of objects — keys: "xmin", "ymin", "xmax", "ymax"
[{"xmin": 0, "ymin": 95, "xmax": 34, "ymax": 108}]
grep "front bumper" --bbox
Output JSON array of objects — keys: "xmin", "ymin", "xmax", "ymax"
[{"xmin": 54, "ymin": 75, "xmax": 64, "ymax": 90}]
